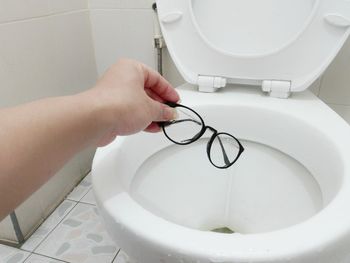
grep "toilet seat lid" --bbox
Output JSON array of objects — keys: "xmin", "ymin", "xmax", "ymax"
[{"xmin": 156, "ymin": 0, "xmax": 350, "ymax": 92}]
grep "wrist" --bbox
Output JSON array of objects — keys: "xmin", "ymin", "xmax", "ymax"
[{"xmin": 73, "ymin": 89, "xmax": 117, "ymax": 140}]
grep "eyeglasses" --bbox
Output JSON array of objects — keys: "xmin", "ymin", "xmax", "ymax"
[{"xmin": 160, "ymin": 102, "xmax": 244, "ymax": 169}]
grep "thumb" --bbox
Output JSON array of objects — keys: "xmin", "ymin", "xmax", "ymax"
[{"xmin": 150, "ymin": 100, "xmax": 178, "ymax": 122}]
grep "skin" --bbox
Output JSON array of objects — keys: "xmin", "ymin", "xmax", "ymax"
[{"xmin": 0, "ymin": 59, "xmax": 180, "ymax": 221}]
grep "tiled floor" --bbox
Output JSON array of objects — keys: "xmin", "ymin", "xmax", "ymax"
[{"xmin": 0, "ymin": 173, "xmax": 130, "ymax": 263}]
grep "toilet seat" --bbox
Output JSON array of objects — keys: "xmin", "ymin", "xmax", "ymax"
[{"xmin": 157, "ymin": 0, "xmax": 350, "ymax": 94}]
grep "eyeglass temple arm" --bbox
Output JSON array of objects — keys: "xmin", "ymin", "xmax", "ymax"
[{"xmin": 217, "ymin": 136, "xmax": 231, "ymax": 166}]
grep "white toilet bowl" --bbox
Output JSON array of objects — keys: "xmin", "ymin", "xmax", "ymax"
[{"xmin": 92, "ymin": 85, "xmax": 350, "ymax": 263}]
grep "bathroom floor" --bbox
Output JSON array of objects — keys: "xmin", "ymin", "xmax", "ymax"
[{"xmin": 0, "ymin": 173, "xmax": 130, "ymax": 263}]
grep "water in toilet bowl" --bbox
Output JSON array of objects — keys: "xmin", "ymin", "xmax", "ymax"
[{"xmin": 130, "ymin": 138, "xmax": 323, "ymax": 234}]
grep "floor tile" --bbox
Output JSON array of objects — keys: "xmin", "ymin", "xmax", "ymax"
[
  {"xmin": 80, "ymin": 189, "xmax": 96, "ymax": 206},
  {"xmin": 0, "ymin": 244, "xmax": 30, "ymax": 263},
  {"xmin": 66, "ymin": 174, "xmax": 92, "ymax": 202},
  {"xmin": 24, "ymin": 254, "xmax": 65, "ymax": 263},
  {"xmin": 35, "ymin": 203, "xmax": 118, "ymax": 263},
  {"xmin": 113, "ymin": 250, "xmax": 133, "ymax": 263},
  {"xmin": 22, "ymin": 200, "xmax": 77, "ymax": 252}
]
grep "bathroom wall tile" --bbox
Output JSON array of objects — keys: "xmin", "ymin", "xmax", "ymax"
[
  {"xmin": 80, "ymin": 189, "xmax": 96, "ymax": 205},
  {"xmin": 89, "ymin": 9, "xmax": 156, "ymax": 76},
  {"xmin": 0, "ymin": 0, "xmax": 49, "ymax": 23},
  {"xmin": 24, "ymin": 253, "xmax": 66, "ymax": 263},
  {"xmin": 0, "ymin": 0, "xmax": 87, "ymax": 24},
  {"xmin": 0, "ymin": 244, "xmax": 30, "ymax": 263},
  {"xmin": 0, "ymin": 9, "xmax": 97, "ymax": 241},
  {"xmin": 163, "ymin": 49, "xmax": 185, "ymax": 87},
  {"xmin": 15, "ymin": 154, "xmax": 82, "ymax": 239},
  {"xmin": 319, "ymin": 38, "xmax": 350, "ymax": 105},
  {"xmin": 0, "ymin": 10, "xmax": 97, "ymax": 108},
  {"xmin": 89, "ymin": 0, "xmax": 154, "ymax": 9},
  {"xmin": 327, "ymin": 104, "xmax": 350, "ymax": 125},
  {"xmin": 35, "ymin": 203, "xmax": 118, "ymax": 263},
  {"xmin": 21, "ymin": 200, "xmax": 76, "ymax": 252},
  {"xmin": 0, "ymin": 215, "xmax": 18, "ymax": 243},
  {"xmin": 309, "ymin": 77, "xmax": 322, "ymax": 97},
  {"xmin": 79, "ymin": 147, "xmax": 96, "ymax": 176},
  {"xmin": 67, "ymin": 174, "xmax": 92, "ymax": 202},
  {"xmin": 48, "ymin": 0, "xmax": 87, "ymax": 14}
]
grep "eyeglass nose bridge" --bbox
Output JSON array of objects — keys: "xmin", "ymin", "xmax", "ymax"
[{"xmin": 205, "ymin": 126, "xmax": 218, "ymax": 134}]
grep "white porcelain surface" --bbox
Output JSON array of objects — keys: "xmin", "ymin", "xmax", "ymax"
[
  {"xmin": 87, "ymin": 0, "xmax": 350, "ymax": 109},
  {"xmin": 156, "ymin": 0, "xmax": 350, "ymax": 92},
  {"xmin": 89, "ymin": 9, "xmax": 155, "ymax": 76},
  {"xmin": 35, "ymin": 203, "xmax": 118, "ymax": 263},
  {"xmin": 0, "ymin": 244, "xmax": 30, "ymax": 263},
  {"xmin": 93, "ymin": 85, "xmax": 350, "ymax": 263}
]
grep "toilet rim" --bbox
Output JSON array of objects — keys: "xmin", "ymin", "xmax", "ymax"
[
  {"xmin": 93, "ymin": 89, "xmax": 350, "ymax": 260},
  {"xmin": 98, "ymin": 135, "xmax": 350, "ymax": 259},
  {"xmin": 103, "ymin": 181, "xmax": 350, "ymax": 259}
]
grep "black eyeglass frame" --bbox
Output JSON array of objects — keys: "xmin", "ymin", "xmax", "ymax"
[{"xmin": 160, "ymin": 102, "xmax": 245, "ymax": 169}]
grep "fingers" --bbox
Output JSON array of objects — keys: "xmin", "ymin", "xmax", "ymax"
[
  {"xmin": 141, "ymin": 63, "xmax": 180, "ymax": 103},
  {"xmin": 145, "ymin": 87, "xmax": 163, "ymax": 103},
  {"xmin": 144, "ymin": 122, "xmax": 161, "ymax": 133},
  {"xmin": 149, "ymin": 99, "xmax": 177, "ymax": 122}
]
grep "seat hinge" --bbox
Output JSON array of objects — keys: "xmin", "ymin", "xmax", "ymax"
[
  {"xmin": 197, "ymin": 75, "xmax": 227, "ymax": 93},
  {"xmin": 262, "ymin": 80, "xmax": 292, "ymax": 99}
]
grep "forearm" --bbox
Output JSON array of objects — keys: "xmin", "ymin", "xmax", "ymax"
[
  {"xmin": 0, "ymin": 59, "xmax": 179, "ymax": 221},
  {"xmin": 0, "ymin": 91, "xmax": 109, "ymax": 220}
]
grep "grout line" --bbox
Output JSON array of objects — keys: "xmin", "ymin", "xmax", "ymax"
[
  {"xmin": 0, "ymin": 9, "xmax": 89, "ymax": 26},
  {"xmin": 22, "ymin": 252, "xmax": 32, "ymax": 263},
  {"xmin": 21, "ymin": 201, "xmax": 79, "ymax": 254},
  {"xmin": 110, "ymin": 249, "xmax": 121, "ymax": 263},
  {"xmin": 65, "ymin": 172, "xmax": 92, "ymax": 202},
  {"xmin": 89, "ymin": 7, "xmax": 152, "ymax": 11},
  {"xmin": 80, "ymin": 187, "xmax": 92, "ymax": 199},
  {"xmin": 30, "ymin": 251, "xmax": 71, "ymax": 263},
  {"xmin": 66, "ymin": 186, "xmax": 92, "ymax": 203},
  {"xmin": 77, "ymin": 201, "xmax": 97, "ymax": 207},
  {"xmin": 10, "ymin": 212, "xmax": 25, "ymax": 244}
]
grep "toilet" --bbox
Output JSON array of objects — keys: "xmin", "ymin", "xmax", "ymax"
[{"xmin": 92, "ymin": 0, "xmax": 350, "ymax": 262}]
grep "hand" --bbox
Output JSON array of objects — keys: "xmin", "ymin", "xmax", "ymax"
[{"xmin": 86, "ymin": 59, "xmax": 180, "ymax": 146}]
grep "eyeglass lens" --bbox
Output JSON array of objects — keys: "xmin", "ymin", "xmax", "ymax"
[
  {"xmin": 209, "ymin": 133, "xmax": 241, "ymax": 168},
  {"xmin": 163, "ymin": 106, "xmax": 203, "ymax": 144}
]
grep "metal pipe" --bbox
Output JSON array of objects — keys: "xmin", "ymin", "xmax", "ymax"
[{"xmin": 152, "ymin": 3, "xmax": 164, "ymax": 75}]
